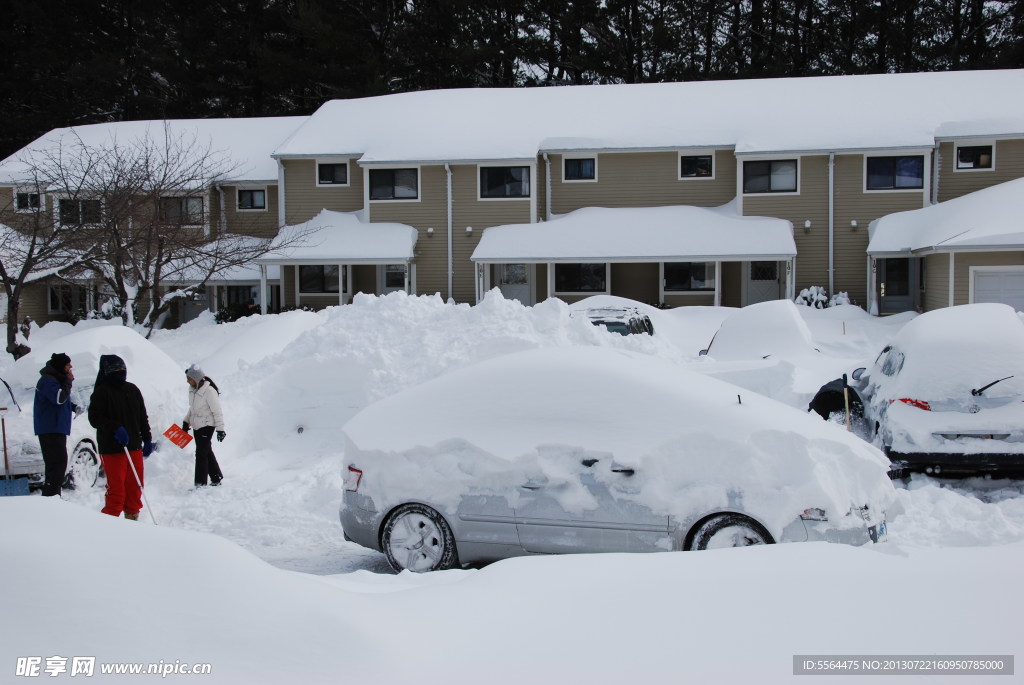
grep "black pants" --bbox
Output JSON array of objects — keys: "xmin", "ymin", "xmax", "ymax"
[
  {"xmin": 193, "ymin": 426, "xmax": 223, "ymax": 486},
  {"xmin": 38, "ymin": 433, "xmax": 68, "ymax": 497}
]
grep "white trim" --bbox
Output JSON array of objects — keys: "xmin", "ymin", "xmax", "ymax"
[
  {"xmin": 366, "ymin": 165, "xmax": 421, "ymax": 204},
  {"xmin": 953, "ymin": 140, "xmax": 996, "ymax": 173},
  {"xmin": 315, "ymin": 158, "xmax": 352, "ymax": 187},
  {"xmin": 948, "ymin": 253, "xmax": 955, "ymax": 308},
  {"xmin": 968, "ymin": 264, "xmax": 1024, "ymax": 304},
  {"xmin": 296, "ymin": 264, "xmax": 346, "ymax": 297},
  {"xmin": 477, "ymin": 164, "xmax": 533, "ymax": 201},
  {"xmin": 561, "ymin": 154, "xmax": 598, "ymax": 183},
  {"xmin": 678, "ymin": 150, "xmax": 716, "ymax": 181}
]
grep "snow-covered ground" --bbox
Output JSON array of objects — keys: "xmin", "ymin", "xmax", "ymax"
[{"xmin": 2, "ymin": 292, "xmax": 1022, "ymax": 684}]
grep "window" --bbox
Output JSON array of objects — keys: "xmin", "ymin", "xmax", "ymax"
[
  {"xmin": 480, "ymin": 166, "xmax": 530, "ymax": 198},
  {"xmin": 369, "ymin": 169, "xmax": 418, "ymax": 200},
  {"xmin": 15, "ymin": 191, "xmax": 40, "ymax": 212},
  {"xmin": 680, "ymin": 154, "xmax": 713, "ymax": 179},
  {"xmin": 664, "ymin": 262, "xmax": 716, "ymax": 291},
  {"xmin": 48, "ymin": 283, "xmax": 87, "ymax": 316},
  {"xmin": 159, "ymin": 196, "xmax": 204, "ymax": 225},
  {"xmin": 58, "ymin": 198, "xmax": 101, "ymax": 226},
  {"xmin": 564, "ymin": 158, "xmax": 596, "ymax": 181},
  {"xmin": 554, "ymin": 263, "xmax": 606, "ymax": 293},
  {"xmin": 743, "ymin": 160, "xmax": 797, "ymax": 193},
  {"xmin": 875, "ymin": 345, "xmax": 905, "ymax": 377},
  {"xmin": 299, "ymin": 265, "xmax": 342, "ymax": 293},
  {"xmin": 317, "ymin": 162, "xmax": 349, "ymax": 185},
  {"xmin": 956, "ymin": 145, "xmax": 993, "ymax": 170},
  {"xmin": 383, "ymin": 265, "xmax": 406, "ymax": 289},
  {"xmin": 866, "ymin": 156, "xmax": 924, "ymax": 190},
  {"xmin": 238, "ymin": 189, "xmax": 266, "ymax": 210}
]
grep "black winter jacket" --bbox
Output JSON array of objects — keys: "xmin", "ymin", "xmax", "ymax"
[{"xmin": 88, "ymin": 354, "xmax": 152, "ymax": 454}]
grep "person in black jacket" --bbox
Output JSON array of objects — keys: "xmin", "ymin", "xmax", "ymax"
[
  {"xmin": 32, "ymin": 352, "xmax": 81, "ymax": 497},
  {"xmin": 88, "ymin": 354, "xmax": 154, "ymax": 520}
]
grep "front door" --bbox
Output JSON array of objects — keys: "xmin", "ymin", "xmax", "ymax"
[
  {"xmin": 497, "ymin": 263, "xmax": 531, "ymax": 305},
  {"xmin": 378, "ymin": 264, "xmax": 407, "ymax": 294},
  {"xmin": 879, "ymin": 258, "xmax": 917, "ymax": 313},
  {"xmin": 746, "ymin": 261, "xmax": 781, "ymax": 304}
]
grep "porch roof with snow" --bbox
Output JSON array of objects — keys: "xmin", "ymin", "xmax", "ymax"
[
  {"xmin": 867, "ymin": 177, "xmax": 1024, "ymax": 257},
  {"xmin": 256, "ymin": 209, "xmax": 418, "ymax": 265},
  {"xmin": 471, "ymin": 204, "xmax": 795, "ymax": 264}
]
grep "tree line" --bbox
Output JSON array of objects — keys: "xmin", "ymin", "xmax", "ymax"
[{"xmin": 1, "ymin": 0, "xmax": 1021, "ymax": 159}]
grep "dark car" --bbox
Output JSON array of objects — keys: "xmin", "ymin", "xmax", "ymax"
[
  {"xmin": 573, "ymin": 307, "xmax": 654, "ymax": 336},
  {"xmin": 809, "ymin": 304, "xmax": 1024, "ymax": 478}
]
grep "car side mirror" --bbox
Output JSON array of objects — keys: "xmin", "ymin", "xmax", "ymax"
[{"xmin": 851, "ymin": 367, "xmax": 866, "ymax": 382}]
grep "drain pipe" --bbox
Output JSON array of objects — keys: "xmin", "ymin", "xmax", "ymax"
[
  {"xmin": 828, "ymin": 152, "xmax": 835, "ymax": 296},
  {"xmin": 542, "ymin": 153, "xmax": 551, "ymax": 220},
  {"xmin": 445, "ymin": 163, "xmax": 453, "ymax": 300}
]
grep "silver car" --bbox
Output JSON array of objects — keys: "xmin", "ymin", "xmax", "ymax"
[{"xmin": 341, "ymin": 347, "xmax": 894, "ymax": 572}]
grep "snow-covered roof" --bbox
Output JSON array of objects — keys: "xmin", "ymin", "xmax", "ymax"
[
  {"xmin": 275, "ymin": 70, "xmax": 1024, "ymax": 163},
  {"xmin": 257, "ymin": 209, "xmax": 418, "ymax": 264},
  {"xmin": 0, "ymin": 116, "xmax": 307, "ymax": 185},
  {"xmin": 867, "ymin": 177, "xmax": 1024, "ymax": 255},
  {"xmin": 471, "ymin": 204, "xmax": 795, "ymax": 263}
]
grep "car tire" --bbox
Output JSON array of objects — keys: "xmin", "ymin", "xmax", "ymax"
[
  {"xmin": 688, "ymin": 513, "xmax": 774, "ymax": 551},
  {"xmin": 63, "ymin": 440, "xmax": 103, "ymax": 490},
  {"xmin": 381, "ymin": 503, "xmax": 459, "ymax": 573}
]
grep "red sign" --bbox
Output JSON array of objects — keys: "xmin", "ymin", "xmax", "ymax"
[{"xmin": 163, "ymin": 424, "xmax": 193, "ymax": 449}]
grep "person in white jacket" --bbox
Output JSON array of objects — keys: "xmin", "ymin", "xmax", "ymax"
[{"xmin": 181, "ymin": 364, "xmax": 225, "ymax": 487}]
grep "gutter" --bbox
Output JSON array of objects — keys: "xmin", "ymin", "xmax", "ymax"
[{"xmin": 542, "ymin": 153, "xmax": 551, "ymax": 220}]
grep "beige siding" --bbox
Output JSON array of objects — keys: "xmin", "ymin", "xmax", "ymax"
[
  {"xmin": 221, "ymin": 184, "xmax": 281, "ymax": 238},
  {"xmin": 937, "ymin": 139, "xmax": 1024, "ymax": 202},
  {"xmin": 352, "ymin": 265, "xmax": 377, "ymax": 296},
  {"xmin": 281, "ymin": 265, "xmax": 296, "ymax": 307},
  {"xmin": 721, "ymin": 263, "xmax": 743, "ymax": 308},
  {"xmin": 664, "ymin": 292, "xmax": 715, "ymax": 307},
  {"xmin": 19, "ymin": 282, "xmax": 52, "ymax": 326},
  {"xmin": 549, "ymin": 150, "xmax": 735, "ymax": 214},
  {"xmin": 610, "ymin": 263, "xmax": 659, "ymax": 304},
  {"xmin": 923, "ymin": 254, "xmax": 950, "ymax": 312},
  {"xmin": 281, "ymin": 159, "xmax": 364, "ymax": 225}
]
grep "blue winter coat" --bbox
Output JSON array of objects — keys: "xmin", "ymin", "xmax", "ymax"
[{"xmin": 33, "ymin": 366, "xmax": 76, "ymax": 435}]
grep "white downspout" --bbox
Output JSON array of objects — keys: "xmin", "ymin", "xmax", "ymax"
[
  {"xmin": 277, "ymin": 160, "xmax": 286, "ymax": 228},
  {"xmin": 948, "ymin": 253, "xmax": 955, "ymax": 308},
  {"xmin": 216, "ymin": 185, "xmax": 227, "ymax": 234},
  {"xmin": 259, "ymin": 264, "xmax": 268, "ymax": 315},
  {"xmin": 542, "ymin": 153, "xmax": 551, "ymax": 220},
  {"xmin": 445, "ymin": 163, "xmax": 453, "ymax": 301},
  {"xmin": 828, "ymin": 152, "xmax": 835, "ymax": 296}
]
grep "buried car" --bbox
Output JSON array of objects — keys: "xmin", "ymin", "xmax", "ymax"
[
  {"xmin": 809, "ymin": 303, "xmax": 1024, "ymax": 477},
  {"xmin": 571, "ymin": 306, "xmax": 654, "ymax": 336},
  {"xmin": 341, "ymin": 346, "xmax": 895, "ymax": 572}
]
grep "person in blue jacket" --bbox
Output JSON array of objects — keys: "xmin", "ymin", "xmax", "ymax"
[{"xmin": 33, "ymin": 352, "xmax": 81, "ymax": 497}]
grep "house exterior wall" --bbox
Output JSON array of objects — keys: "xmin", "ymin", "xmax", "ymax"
[
  {"xmin": 923, "ymin": 254, "xmax": 950, "ymax": 312},
  {"xmin": 611, "ymin": 263, "xmax": 659, "ymax": 305},
  {"xmin": 937, "ymin": 139, "xmax": 1024, "ymax": 202},
  {"xmin": 220, "ymin": 183, "xmax": 281, "ymax": 238},
  {"xmin": 280, "ymin": 158, "xmax": 364, "ymax": 225},
  {"xmin": 953, "ymin": 251, "xmax": 1024, "ymax": 306}
]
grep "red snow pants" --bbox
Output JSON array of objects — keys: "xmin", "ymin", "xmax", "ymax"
[{"xmin": 99, "ymin": 450, "xmax": 144, "ymax": 517}]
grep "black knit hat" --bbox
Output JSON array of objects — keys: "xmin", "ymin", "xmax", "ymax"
[{"xmin": 49, "ymin": 353, "xmax": 71, "ymax": 370}]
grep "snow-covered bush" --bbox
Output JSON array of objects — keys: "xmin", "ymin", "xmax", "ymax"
[
  {"xmin": 829, "ymin": 291, "xmax": 851, "ymax": 307},
  {"xmin": 795, "ymin": 286, "xmax": 851, "ymax": 308}
]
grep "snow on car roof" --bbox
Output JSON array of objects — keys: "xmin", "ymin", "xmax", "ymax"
[{"xmin": 705, "ymin": 300, "xmax": 817, "ymax": 361}]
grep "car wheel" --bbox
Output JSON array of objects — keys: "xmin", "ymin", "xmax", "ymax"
[
  {"xmin": 63, "ymin": 441, "xmax": 103, "ymax": 490},
  {"xmin": 688, "ymin": 513, "xmax": 774, "ymax": 551},
  {"xmin": 381, "ymin": 503, "xmax": 459, "ymax": 573}
]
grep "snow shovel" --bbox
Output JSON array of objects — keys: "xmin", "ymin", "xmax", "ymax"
[
  {"xmin": 0, "ymin": 411, "xmax": 30, "ymax": 496},
  {"xmin": 123, "ymin": 447, "xmax": 157, "ymax": 525},
  {"xmin": 842, "ymin": 373, "xmax": 852, "ymax": 432}
]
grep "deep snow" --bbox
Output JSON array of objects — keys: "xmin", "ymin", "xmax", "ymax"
[{"xmin": 2, "ymin": 291, "xmax": 1023, "ymax": 684}]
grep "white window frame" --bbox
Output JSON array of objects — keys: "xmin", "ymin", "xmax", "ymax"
[
  {"xmin": 14, "ymin": 186, "xmax": 42, "ymax": 213},
  {"xmin": 863, "ymin": 154, "xmax": 926, "ymax": 193},
  {"xmin": 562, "ymin": 155, "xmax": 598, "ymax": 183},
  {"xmin": 678, "ymin": 150, "xmax": 716, "ymax": 181},
  {"xmin": 478, "ymin": 165, "xmax": 532, "ymax": 201},
  {"xmin": 953, "ymin": 141, "xmax": 995, "ymax": 173},
  {"xmin": 315, "ymin": 158, "xmax": 351, "ymax": 187},
  {"xmin": 366, "ymin": 166, "xmax": 421, "ymax": 204},
  {"xmin": 297, "ymin": 264, "xmax": 346, "ymax": 295},
  {"xmin": 237, "ymin": 186, "xmax": 268, "ymax": 212},
  {"xmin": 741, "ymin": 157, "xmax": 800, "ymax": 196}
]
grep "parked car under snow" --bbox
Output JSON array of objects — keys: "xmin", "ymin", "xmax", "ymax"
[
  {"xmin": 809, "ymin": 303, "xmax": 1024, "ymax": 477},
  {"xmin": 571, "ymin": 306, "xmax": 654, "ymax": 336},
  {"xmin": 340, "ymin": 346, "xmax": 895, "ymax": 572}
]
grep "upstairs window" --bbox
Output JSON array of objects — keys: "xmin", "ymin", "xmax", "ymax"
[
  {"xmin": 369, "ymin": 169, "xmax": 418, "ymax": 200},
  {"xmin": 563, "ymin": 158, "xmax": 596, "ymax": 181},
  {"xmin": 317, "ymin": 162, "xmax": 349, "ymax": 185},
  {"xmin": 480, "ymin": 166, "xmax": 530, "ymax": 198},
  {"xmin": 743, "ymin": 160, "xmax": 797, "ymax": 193},
  {"xmin": 238, "ymin": 189, "xmax": 266, "ymax": 210},
  {"xmin": 58, "ymin": 198, "xmax": 102, "ymax": 226},
  {"xmin": 866, "ymin": 155, "xmax": 924, "ymax": 190},
  {"xmin": 15, "ymin": 191, "xmax": 40, "ymax": 212},
  {"xmin": 956, "ymin": 145, "xmax": 993, "ymax": 170},
  {"xmin": 159, "ymin": 196, "xmax": 204, "ymax": 225},
  {"xmin": 680, "ymin": 154, "xmax": 713, "ymax": 179}
]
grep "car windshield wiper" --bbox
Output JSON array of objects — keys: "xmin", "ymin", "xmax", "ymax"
[{"xmin": 971, "ymin": 375, "xmax": 1014, "ymax": 396}]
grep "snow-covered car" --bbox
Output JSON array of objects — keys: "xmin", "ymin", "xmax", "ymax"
[
  {"xmin": 700, "ymin": 299, "xmax": 818, "ymax": 359},
  {"xmin": 571, "ymin": 306, "xmax": 654, "ymax": 336},
  {"xmin": 0, "ymin": 378, "xmax": 101, "ymax": 490},
  {"xmin": 809, "ymin": 303, "xmax": 1024, "ymax": 477},
  {"xmin": 340, "ymin": 346, "xmax": 895, "ymax": 572}
]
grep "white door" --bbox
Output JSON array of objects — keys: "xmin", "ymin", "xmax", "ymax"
[
  {"xmin": 497, "ymin": 264, "xmax": 531, "ymax": 305},
  {"xmin": 973, "ymin": 268, "xmax": 1024, "ymax": 312},
  {"xmin": 745, "ymin": 261, "xmax": 782, "ymax": 304},
  {"xmin": 379, "ymin": 265, "xmax": 407, "ymax": 294}
]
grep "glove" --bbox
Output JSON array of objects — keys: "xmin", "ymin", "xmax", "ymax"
[
  {"xmin": 181, "ymin": 421, "xmax": 190, "ymax": 432},
  {"xmin": 114, "ymin": 426, "xmax": 129, "ymax": 446},
  {"xmin": 142, "ymin": 441, "xmax": 154, "ymax": 458},
  {"xmin": 216, "ymin": 431, "xmax": 226, "ymax": 443},
  {"xmin": 73, "ymin": 404, "xmax": 85, "ymax": 416}
]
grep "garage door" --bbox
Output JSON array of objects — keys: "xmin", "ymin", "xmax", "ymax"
[{"xmin": 974, "ymin": 268, "xmax": 1024, "ymax": 312}]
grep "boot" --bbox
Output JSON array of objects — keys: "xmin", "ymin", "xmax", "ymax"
[{"xmin": 124, "ymin": 512, "xmax": 140, "ymax": 521}]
